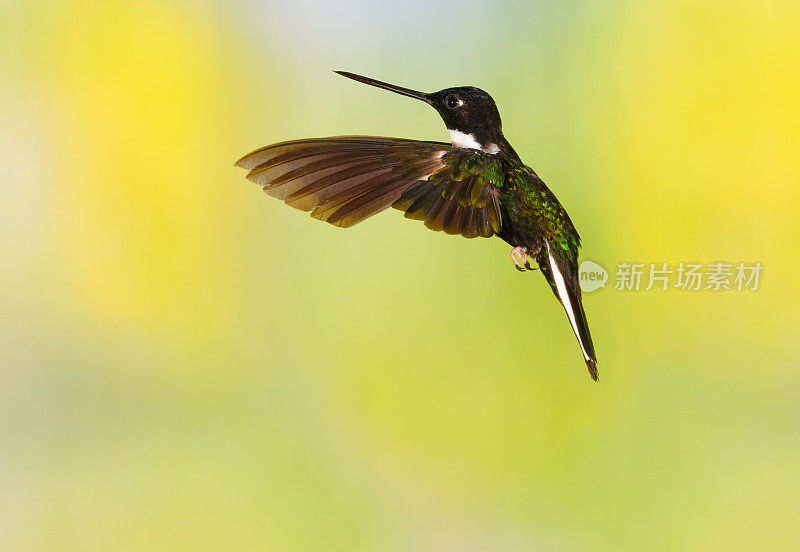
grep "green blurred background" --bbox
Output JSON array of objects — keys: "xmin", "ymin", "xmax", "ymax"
[{"xmin": 2, "ymin": 0, "xmax": 799, "ymax": 550}]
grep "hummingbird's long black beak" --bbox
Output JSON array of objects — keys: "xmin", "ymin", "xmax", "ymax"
[{"xmin": 334, "ymin": 71, "xmax": 431, "ymax": 104}]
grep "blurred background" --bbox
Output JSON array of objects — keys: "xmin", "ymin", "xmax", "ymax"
[{"xmin": 2, "ymin": 0, "xmax": 799, "ymax": 550}]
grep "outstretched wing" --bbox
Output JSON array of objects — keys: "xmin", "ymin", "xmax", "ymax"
[
  {"xmin": 393, "ymin": 148, "xmax": 503, "ymax": 238},
  {"xmin": 235, "ymin": 136, "xmax": 504, "ymax": 237}
]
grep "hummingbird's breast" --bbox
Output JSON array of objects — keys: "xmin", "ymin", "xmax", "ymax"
[{"xmin": 497, "ymin": 163, "xmax": 581, "ymax": 259}]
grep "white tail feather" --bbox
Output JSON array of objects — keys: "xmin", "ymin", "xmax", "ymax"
[{"xmin": 547, "ymin": 242, "xmax": 590, "ymax": 362}]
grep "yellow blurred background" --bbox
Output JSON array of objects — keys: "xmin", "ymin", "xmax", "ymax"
[{"xmin": 2, "ymin": 0, "xmax": 799, "ymax": 550}]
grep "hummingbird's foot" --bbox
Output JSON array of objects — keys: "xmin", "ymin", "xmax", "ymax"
[{"xmin": 510, "ymin": 246, "xmax": 534, "ymax": 271}]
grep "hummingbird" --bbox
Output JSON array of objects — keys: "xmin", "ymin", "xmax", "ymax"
[{"xmin": 235, "ymin": 71, "xmax": 598, "ymax": 380}]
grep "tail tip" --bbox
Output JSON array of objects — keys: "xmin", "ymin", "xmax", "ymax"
[{"xmin": 586, "ymin": 358, "xmax": 598, "ymax": 382}]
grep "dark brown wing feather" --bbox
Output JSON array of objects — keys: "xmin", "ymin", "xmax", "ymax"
[
  {"xmin": 393, "ymin": 154, "xmax": 503, "ymax": 238},
  {"xmin": 235, "ymin": 137, "xmax": 504, "ymax": 237},
  {"xmin": 236, "ymin": 137, "xmax": 448, "ymax": 228}
]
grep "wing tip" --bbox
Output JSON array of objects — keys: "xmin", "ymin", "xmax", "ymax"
[{"xmin": 235, "ymin": 149, "xmax": 266, "ymax": 170}]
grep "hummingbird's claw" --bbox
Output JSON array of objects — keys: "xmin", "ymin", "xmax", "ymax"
[{"xmin": 510, "ymin": 246, "xmax": 535, "ymax": 271}]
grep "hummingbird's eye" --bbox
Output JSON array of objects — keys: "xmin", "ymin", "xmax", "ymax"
[{"xmin": 446, "ymin": 95, "xmax": 462, "ymax": 109}]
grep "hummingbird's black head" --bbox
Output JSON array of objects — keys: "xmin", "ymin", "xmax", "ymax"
[
  {"xmin": 426, "ymin": 86, "xmax": 504, "ymax": 153},
  {"xmin": 335, "ymin": 71, "xmax": 516, "ymax": 158}
]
